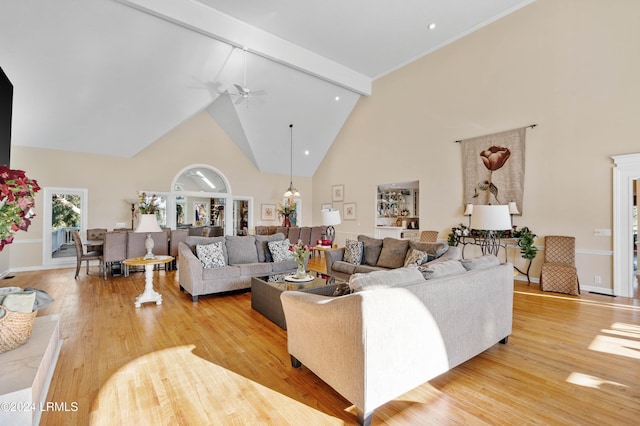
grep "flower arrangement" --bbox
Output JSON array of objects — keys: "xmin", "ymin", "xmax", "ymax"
[
  {"xmin": 290, "ymin": 239, "xmax": 311, "ymax": 265},
  {"xmin": 0, "ymin": 166, "xmax": 41, "ymax": 251},
  {"xmin": 277, "ymin": 201, "xmax": 296, "ymax": 216},
  {"xmin": 136, "ymin": 192, "xmax": 160, "ymax": 216}
]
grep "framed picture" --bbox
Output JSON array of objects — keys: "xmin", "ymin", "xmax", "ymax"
[
  {"xmin": 344, "ymin": 202, "xmax": 356, "ymax": 220},
  {"xmin": 261, "ymin": 204, "xmax": 276, "ymax": 221},
  {"xmin": 332, "ymin": 184, "xmax": 344, "ymax": 202},
  {"xmin": 321, "ymin": 203, "xmax": 332, "ymax": 211}
]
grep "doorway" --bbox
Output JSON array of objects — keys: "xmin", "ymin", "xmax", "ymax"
[
  {"xmin": 42, "ymin": 187, "xmax": 88, "ymax": 266},
  {"xmin": 612, "ymin": 153, "xmax": 640, "ymax": 298}
]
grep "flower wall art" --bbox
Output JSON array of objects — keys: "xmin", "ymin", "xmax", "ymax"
[{"xmin": 460, "ymin": 127, "xmax": 527, "ymax": 211}]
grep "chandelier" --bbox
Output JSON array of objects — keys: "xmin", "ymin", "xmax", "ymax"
[{"xmin": 283, "ymin": 123, "xmax": 300, "ymax": 197}]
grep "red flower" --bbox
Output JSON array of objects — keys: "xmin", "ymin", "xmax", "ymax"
[{"xmin": 480, "ymin": 146, "xmax": 511, "ymax": 171}]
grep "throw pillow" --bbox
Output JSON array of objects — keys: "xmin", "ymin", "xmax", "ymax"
[
  {"xmin": 255, "ymin": 233, "xmax": 285, "ymax": 262},
  {"xmin": 461, "ymin": 254, "xmax": 500, "ymax": 271},
  {"xmin": 357, "ymin": 235, "xmax": 383, "ymax": 266},
  {"xmin": 225, "ymin": 235, "xmax": 258, "ymax": 264},
  {"xmin": 344, "ymin": 240, "xmax": 364, "ymax": 265},
  {"xmin": 268, "ymin": 238, "xmax": 293, "ymax": 262},
  {"xmin": 409, "ymin": 240, "xmax": 449, "ymax": 258},
  {"xmin": 376, "ymin": 238, "xmax": 410, "ymax": 269},
  {"xmin": 418, "ymin": 259, "xmax": 466, "ymax": 280},
  {"xmin": 404, "ymin": 248, "xmax": 430, "ymax": 267},
  {"xmin": 196, "ymin": 242, "xmax": 226, "ymax": 268}
]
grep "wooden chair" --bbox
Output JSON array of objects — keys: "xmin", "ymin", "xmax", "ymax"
[
  {"xmin": 419, "ymin": 230, "xmax": 439, "ymax": 243},
  {"xmin": 540, "ymin": 236, "xmax": 580, "ymax": 295},
  {"xmin": 71, "ymin": 230, "xmax": 103, "ymax": 279}
]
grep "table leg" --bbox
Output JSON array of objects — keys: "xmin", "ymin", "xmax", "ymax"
[{"xmin": 135, "ymin": 264, "xmax": 163, "ymax": 307}]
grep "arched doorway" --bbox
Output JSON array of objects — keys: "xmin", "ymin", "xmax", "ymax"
[{"xmin": 170, "ymin": 165, "xmax": 252, "ymax": 236}]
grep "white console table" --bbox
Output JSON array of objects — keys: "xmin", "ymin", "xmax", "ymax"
[{"xmin": 0, "ymin": 315, "xmax": 62, "ymax": 426}]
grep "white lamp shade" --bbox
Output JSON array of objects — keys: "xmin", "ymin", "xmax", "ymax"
[
  {"xmin": 322, "ymin": 209, "xmax": 342, "ymax": 226},
  {"xmin": 469, "ymin": 205, "xmax": 512, "ymax": 231},
  {"xmin": 135, "ymin": 214, "xmax": 162, "ymax": 233},
  {"xmin": 508, "ymin": 201, "xmax": 520, "ymax": 215},
  {"xmin": 463, "ymin": 203, "xmax": 474, "ymax": 216}
]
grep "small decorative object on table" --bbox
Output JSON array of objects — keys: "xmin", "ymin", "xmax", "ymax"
[
  {"xmin": 290, "ymin": 239, "xmax": 311, "ymax": 279},
  {"xmin": 278, "ymin": 201, "xmax": 296, "ymax": 227}
]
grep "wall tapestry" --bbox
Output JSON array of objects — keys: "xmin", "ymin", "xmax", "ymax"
[{"xmin": 460, "ymin": 127, "xmax": 526, "ymax": 211}]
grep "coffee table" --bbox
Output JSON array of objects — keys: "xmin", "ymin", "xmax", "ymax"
[{"xmin": 251, "ymin": 272, "xmax": 344, "ymax": 329}]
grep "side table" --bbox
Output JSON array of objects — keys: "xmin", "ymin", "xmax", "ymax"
[{"xmin": 122, "ymin": 255, "xmax": 173, "ymax": 307}]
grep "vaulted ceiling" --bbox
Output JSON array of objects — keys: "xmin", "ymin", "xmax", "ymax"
[{"xmin": 0, "ymin": 0, "xmax": 534, "ymax": 177}]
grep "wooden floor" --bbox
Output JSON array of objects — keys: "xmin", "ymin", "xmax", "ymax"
[{"xmin": 4, "ymin": 257, "xmax": 639, "ymax": 425}]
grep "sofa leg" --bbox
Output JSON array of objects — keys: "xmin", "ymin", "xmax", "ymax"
[
  {"xmin": 290, "ymin": 355, "xmax": 301, "ymax": 368},
  {"xmin": 179, "ymin": 285, "xmax": 184, "ymax": 292},
  {"xmin": 356, "ymin": 408, "xmax": 373, "ymax": 426},
  {"xmin": 191, "ymin": 295, "xmax": 198, "ymax": 302},
  {"xmin": 500, "ymin": 336, "xmax": 509, "ymax": 344}
]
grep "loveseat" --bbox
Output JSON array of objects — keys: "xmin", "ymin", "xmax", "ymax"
[
  {"xmin": 281, "ymin": 256, "xmax": 514, "ymax": 426},
  {"xmin": 178, "ymin": 234, "xmax": 302, "ymax": 302},
  {"xmin": 325, "ymin": 235, "xmax": 461, "ymax": 281}
]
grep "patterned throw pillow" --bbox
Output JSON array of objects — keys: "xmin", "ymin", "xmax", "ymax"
[
  {"xmin": 196, "ymin": 242, "xmax": 226, "ymax": 268},
  {"xmin": 268, "ymin": 238, "xmax": 293, "ymax": 262},
  {"xmin": 404, "ymin": 248, "xmax": 429, "ymax": 267},
  {"xmin": 344, "ymin": 239, "xmax": 364, "ymax": 265}
]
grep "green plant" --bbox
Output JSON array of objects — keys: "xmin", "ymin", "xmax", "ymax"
[
  {"xmin": 513, "ymin": 226, "xmax": 537, "ymax": 260},
  {"xmin": 136, "ymin": 192, "xmax": 159, "ymax": 215}
]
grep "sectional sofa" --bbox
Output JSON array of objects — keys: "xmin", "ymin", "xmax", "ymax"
[
  {"xmin": 324, "ymin": 235, "xmax": 461, "ymax": 281},
  {"xmin": 281, "ymin": 256, "xmax": 514, "ymax": 426}
]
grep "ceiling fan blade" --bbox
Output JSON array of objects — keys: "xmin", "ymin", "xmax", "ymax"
[
  {"xmin": 251, "ymin": 89, "xmax": 267, "ymax": 96},
  {"xmin": 234, "ymin": 96, "xmax": 245, "ymax": 105},
  {"xmin": 234, "ymin": 84, "xmax": 246, "ymax": 94}
]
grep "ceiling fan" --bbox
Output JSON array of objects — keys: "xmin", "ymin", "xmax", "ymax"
[{"xmin": 227, "ymin": 47, "xmax": 266, "ymax": 107}]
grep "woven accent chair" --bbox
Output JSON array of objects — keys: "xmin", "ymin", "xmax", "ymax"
[
  {"xmin": 71, "ymin": 230, "xmax": 103, "ymax": 279},
  {"xmin": 540, "ymin": 235, "xmax": 580, "ymax": 295},
  {"xmin": 419, "ymin": 230, "xmax": 439, "ymax": 243}
]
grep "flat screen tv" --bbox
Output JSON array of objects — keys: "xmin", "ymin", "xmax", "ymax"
[{"xmin": 0, "ymin": 67, "xmax": 13, "ymax": 167}]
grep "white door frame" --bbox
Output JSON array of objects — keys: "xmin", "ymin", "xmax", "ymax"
[
  {"xmin": 612, "ymin": 153, "xmax": 640, "ymax": 298},
  {"xmin": 42, "ymin": 187, "xmax": 88, "ymax": 266}
]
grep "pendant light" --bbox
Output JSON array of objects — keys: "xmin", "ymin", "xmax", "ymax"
[{"xmin": 283, "ymin": 123, "xmax": 300, "ymax": 197}]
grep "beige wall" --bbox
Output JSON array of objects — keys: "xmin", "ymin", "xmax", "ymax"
[
  {"xmin": 8, "ymin": 111, "xmax": 311, "ymax": 270},
  {"xmin": 7, "ymin": 0, "xmax": 639, "ymax": 293},
  {"xmin": 312, "ymin": 0, "xmax": 640, "ymax": 291}
]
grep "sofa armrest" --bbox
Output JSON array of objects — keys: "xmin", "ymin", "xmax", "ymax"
[
  {"xmin": 324, "ymin": 247, "xmax": 345, "ymax": 275},
  {"xmin": 178, "ymin": 242, "xmax": 204, "ymax": 298}
]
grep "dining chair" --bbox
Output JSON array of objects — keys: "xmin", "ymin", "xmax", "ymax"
[
  {"xmin": 71, "ymin": 230, "xmax": 103, "ymax": 279},
  {"xmin": 102, "ymin": 231, "xmax": 127, "ymax": 279}
]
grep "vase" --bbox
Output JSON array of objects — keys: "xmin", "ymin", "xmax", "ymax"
[
  {"xmin": 282, "ymin": 214, "xmax": 291, "ymax": 227},
  {"xmin": 295, "ymin": 262, "xmax": 306, "ymax": 279}
]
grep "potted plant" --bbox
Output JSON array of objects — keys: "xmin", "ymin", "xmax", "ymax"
[
  {"xmin": 0, "ymin": 166, "xmax": 41, "ymax": 251},
  {"xmin": 513, "ymin": 226, "xmax": 537, "ymax": 261}
]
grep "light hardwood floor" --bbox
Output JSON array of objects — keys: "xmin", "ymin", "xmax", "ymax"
[{"xmin": 4, "ymin": 257, "xmax": 639, "ymax": 425}]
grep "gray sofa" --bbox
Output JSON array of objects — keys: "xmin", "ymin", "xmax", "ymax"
[
  {"xmin": 325, "ymin": 235, "xmax": 461, "ymax": 281},
  {"xmin": 178, "ymin": 234, "xmax": 301, "ymax": 302},
  {"xmin": 281, "ymin": 257, "xmax": 514, "ymax": 426}
]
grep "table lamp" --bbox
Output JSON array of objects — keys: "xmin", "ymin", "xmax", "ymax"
[
  {"xmin": 322, "ymin": 209, "xmax": 341, "ymax": 244},
  {"xmin": 135, "ymin": 214, "xmax": 162, "ymax": 259},
  {"xmin": 469, "ymin": 205, "xmax": 512, "ymax": 256}
]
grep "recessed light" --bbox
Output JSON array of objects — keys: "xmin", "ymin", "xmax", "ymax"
[
  {"xmin": 304, "ymin": 150, "xmax": 310, "ymax": 155},
  {"xmin": 335, "ymin": 96, "xmax": 340, "ymax": 101},
  {"xmin": 428, "ymin": 23, "xmax": 436, "ymax": 30}
]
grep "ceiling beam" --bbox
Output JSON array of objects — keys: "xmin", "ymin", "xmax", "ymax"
[{"xmin": 116, "ymin": 0, "xmax": 372, "ymax": 96}]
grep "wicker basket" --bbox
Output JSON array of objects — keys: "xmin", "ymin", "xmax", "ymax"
[{"xmin": 0, "ymin": 305, "xmax": 38, "ymax": 354}]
